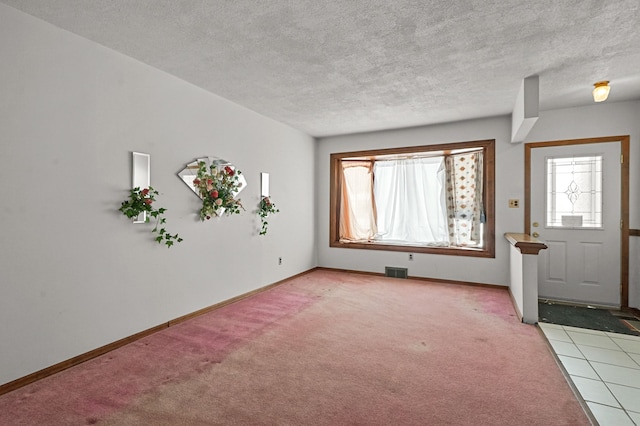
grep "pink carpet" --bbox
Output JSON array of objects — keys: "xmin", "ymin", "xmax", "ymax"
[{"xmin": 0, "ymin": 270, "xmax": 589, "ymax": 425}]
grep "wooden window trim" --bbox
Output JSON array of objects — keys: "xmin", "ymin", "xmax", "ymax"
[{"xmin": 329, "ymin": 139, "xmax": 495, "ymax": 258}]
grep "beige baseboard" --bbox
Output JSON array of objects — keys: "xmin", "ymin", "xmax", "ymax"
[{"xmin": 316, "ymin": 266, "xmax": 507, "ymax": 290}]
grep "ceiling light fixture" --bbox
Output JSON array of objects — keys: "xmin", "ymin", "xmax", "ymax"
[{"xmin": 592, "ymin": 81, "xmax": 610, "ymax": 102}]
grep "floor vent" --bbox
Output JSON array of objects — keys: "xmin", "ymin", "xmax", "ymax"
[{"xmin": 385, "ymin": 267, "xmax": 408, "ymax": 279}]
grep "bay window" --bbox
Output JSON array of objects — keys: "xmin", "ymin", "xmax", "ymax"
[{"xmin": 329, "ymin": 139, "xmax": 495, "ymax": 257}]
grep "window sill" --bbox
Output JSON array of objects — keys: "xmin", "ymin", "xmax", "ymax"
[{"xmin": 329, "ymin": 240, "xmax": 495, "ymax": 258}]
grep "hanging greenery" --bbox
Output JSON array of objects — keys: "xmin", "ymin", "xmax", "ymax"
[
  {"xmin": 258, "ymin": 196, "xmax": 279, "ymax": 235},
  {"xmin": 119, "ymin": 187, "xmax": 183, "ymax": 248}
]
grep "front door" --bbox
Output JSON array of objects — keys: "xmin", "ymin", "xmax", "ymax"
[{"xmin": 530, "ymin": 141, "xmax": 621, "ymax": 307}]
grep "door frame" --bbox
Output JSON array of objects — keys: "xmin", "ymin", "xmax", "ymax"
[{"xmin": 524, "ymin": 136, "xmax": 630, "ymax": 308}]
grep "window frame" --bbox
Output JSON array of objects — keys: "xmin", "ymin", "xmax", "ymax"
[{"xmin": 329, "ymin": 139, "xmax": 495, "ymax": 258}]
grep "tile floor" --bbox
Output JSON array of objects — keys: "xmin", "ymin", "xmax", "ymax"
[{"xmin": 539, "ymin": 322, "xmax": 640, "ymax": 426}]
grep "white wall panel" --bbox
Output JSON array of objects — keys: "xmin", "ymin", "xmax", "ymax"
[
  {"xmin": 547, "ymin": 241, "xmax": 567, "ymax": 283},
  {"xmin": 317, "ymin": 98, "xmax": 640, "ymax": 302},
  {"xmin": 580, "ymin": 242, "xmax": 601, "ymax": 286},
  {"xmin": 0, "ymin": 4, "xmax": 316, "ymax": 386}
]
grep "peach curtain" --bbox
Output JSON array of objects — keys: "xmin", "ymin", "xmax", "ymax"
[{"xmin": 340, "ymin": 161, "xmax": 377, "ymax": 241}]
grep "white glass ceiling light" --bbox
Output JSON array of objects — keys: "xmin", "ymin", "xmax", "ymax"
[{"xmin": 592, "ymin": 81, "xmax": 610, "ymax": 102}]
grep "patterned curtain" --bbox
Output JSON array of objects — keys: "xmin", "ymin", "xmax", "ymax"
[{"xmin": 444, "ymin": 152, "xmax": 484, "ymax": 246}]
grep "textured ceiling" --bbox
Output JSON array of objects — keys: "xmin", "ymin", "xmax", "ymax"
[{"xmin": 3, "ymin": 0, "xmax": 640, "ymax": 137}]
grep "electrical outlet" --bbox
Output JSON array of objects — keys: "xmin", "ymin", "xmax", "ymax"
[
  {"xmin": 409, "ymin": 254, "xmax": 414, "ymax": 261},
  {"xmin": 278, "ymin": 257, "xmax": 282, "ymax": 265},
  {"xmin": 508, "ymin": 199, "xmax": 520, "ymax": 208}
]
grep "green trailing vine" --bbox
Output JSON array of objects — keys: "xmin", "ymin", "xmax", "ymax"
[
  {"xmin": 258, "ymin": 196, "xmax": 279, "ymax": 235},
  {"xmin": 119, "ymin": 187, "xmax": 183, "ymax": 248}
]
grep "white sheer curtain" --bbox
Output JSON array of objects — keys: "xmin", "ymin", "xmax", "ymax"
[{"xmin": 373, "ymin": 157, "xmax": 448, "ymax": 245}]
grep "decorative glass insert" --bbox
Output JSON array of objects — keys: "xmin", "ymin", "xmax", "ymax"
[{"xmin": 545, "ymin": 155, "xmax": 603, "ymax": 228}]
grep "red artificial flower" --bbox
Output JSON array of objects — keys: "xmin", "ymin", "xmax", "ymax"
[
  {"xmin": 211, "ymin": 190, "xmax": 219, "ymax": 198},
  {"xmin": 193, "ymin": 179, "xmax": 201, "ymax": 185},
  {"xmin": 224, "ymin": 166, "xmax": 235, "ymax": 176},
  {"xmin": 141, "ymin": 188, "xmax": 150, "ymax": 195},
  {"xmin": 207, "ymin": 179, "xmax": 213, "ymax": 186},
  {"xmin": 144, "ymin": 198, "xmax": 153, "ymax": 205}
]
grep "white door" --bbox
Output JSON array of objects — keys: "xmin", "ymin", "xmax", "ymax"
[{"xmin": 531, "ymin": 142, "xmax": 621, "ymax": 307}]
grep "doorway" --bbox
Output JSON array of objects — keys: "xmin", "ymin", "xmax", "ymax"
[{"xmin": 525, "ymin": 136, "xmax": 630, "ymax": 309}]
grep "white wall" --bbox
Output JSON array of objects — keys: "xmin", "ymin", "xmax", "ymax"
[
  {"xmin": 525, "ymin": 101, "xmax": 640, "ymax": 228},
  {"xmin": 316, "ymin": 116, "xmax": 522, "ymax": 287},
  {"xmin": 316, "ymin": 102, "xmax": 640, "ymax": 308},
  {"xmin": 0, "ymin": 5, "xmax": 316, "ymax": 386},
  {"xmin": 525, "ymin": 101, "xmax": 640, "ymax": 309}
]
